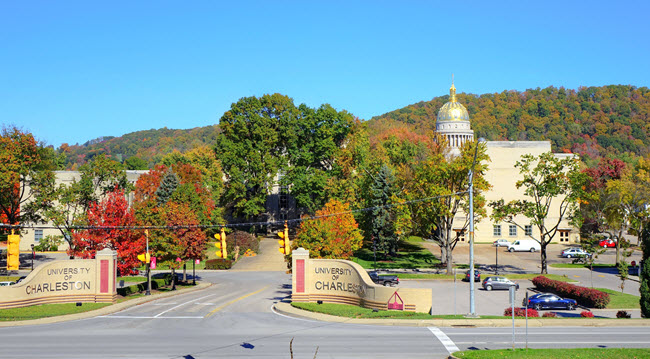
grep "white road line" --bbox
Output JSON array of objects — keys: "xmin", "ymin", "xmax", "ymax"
[
  {"xmin": 100, "ymin": 316, "xmax": 204, "ymax": 319},
  {"xmin": 154, "ymin": 293, "xmax": 217, "ymax": 318},
  {"xmin": 151, "ymin": 303, "xmax": 177, "ymax": 306},
  {"xmin": 428, "ymin": 327, "xmax": 459, "ymax": 354}
]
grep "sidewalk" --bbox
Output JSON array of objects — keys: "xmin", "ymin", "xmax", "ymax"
[{"xmin": 273, "ymin": 300, "xmax": 650, "ymax": 327}]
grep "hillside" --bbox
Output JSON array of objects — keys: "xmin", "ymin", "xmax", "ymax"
[
  {"xmin": 369, "ymin": 85, "xmax": 650, "ymax": 165},
  {"xmin": 60, "ymin": 125, "xmax": 220, "ymax": 169},
  {"xmin": 59, "ymin": 85, "xmax": 650, "ymax": 169}
]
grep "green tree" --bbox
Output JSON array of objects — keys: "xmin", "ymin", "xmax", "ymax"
[
  {"xmin": 490, "ymin": 152, "xmax": 589, "ymax": 274},
  {"xmin": 124, "ymin": 156, "xmax": 149, "ymax": 170},
  {"xmin": 640, "ymin": 225, "xmax": 650, "ymax": 318},
  {"xmin": 156, "ymin": 169, "xmax": 180, "ymax": 206},
  {"xmin": 215, "ymin": 94, "xmax": 298, "ymax": 220},
  {"xmin": 369, "ymin": 164, "xmax": 398, "ymax": 257}
]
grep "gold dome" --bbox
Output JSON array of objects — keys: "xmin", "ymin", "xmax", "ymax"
[{"xmin": 437, "ymin": 81, "xmax": 470, "ymax": 122}]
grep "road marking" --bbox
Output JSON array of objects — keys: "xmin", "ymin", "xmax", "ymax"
[
  {"xmin": 573, "ymin": 275, "xmax": 580, "ymax": 278},
  {"xmin": 154, "ymin": 293, "xmax": 218, "ymax": 318},
  {"xmin": 205, "ymin": 286, "xmax": 269, "ymax": 318},
  {"xmin": 598, "ymin": 275, "xmax": 605, "ymax": 277},
  {"xmin": 428, "ymin": 327, "xmax": 459, "ymax": 353},
  {"xmin": 100, "ymin": 316, "xmax": 203, "ymax": 319},
  {"xmin": 151, "ymin": 303, "xmax": 177, "ymax": 306}
]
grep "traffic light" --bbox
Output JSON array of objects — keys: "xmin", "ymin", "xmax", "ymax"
[
  {"xmin": 137, "ymin": 253, "xmax": 151, "ymax": 263},
  {"xmin": 278, "ymin": 222, "xmax": 290, "ymax": 255},
  {"xmin": 215, "ymin": 227, "xmax": 227, "ymax": 259},
  {"xmin": 7, "ymin": 233, "xmax": 20, "ymax": 271}
]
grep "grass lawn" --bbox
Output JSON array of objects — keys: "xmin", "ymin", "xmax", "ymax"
[
  {"xmin": 453, "ymin": 348, "xmax": 650, "ymax": 358},
  {"xmin": 291, "ymin": 302, "xmax": 507, "ymax": 320},
  {"xmin": 352, "ymin": 237, "xmax": 441, "ymax": 269},
  {"xmin": 0, "ymin": 303, "xmax": 112, "ymax": 321},
  {"xmin": 597, "ymin": 288, "xmax": 640, "ymax": 309}
]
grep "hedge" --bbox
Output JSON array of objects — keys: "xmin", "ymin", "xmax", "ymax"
[
  {"xmin": 117, "ymin": 277, "xmax": 171, "ymax": 296},
  {"xmin": 504, "ymin": 307, "xmax": 539, "ymax": 317},
  {"xmin": 205, "ymin": 259, "xmax": 232, "ymax": 270},
  {"xmin": 531, "ymin": 276, "xmax": 610, "ymax": 308}
]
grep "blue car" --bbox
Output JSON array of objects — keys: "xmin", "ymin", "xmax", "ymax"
[{"xmin": 524, "ymin": 293, "xmax": 577, "ymax": 311}]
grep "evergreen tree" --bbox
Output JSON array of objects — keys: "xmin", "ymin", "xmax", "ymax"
[
  {"xmin": 156, "ymin": 169, "xmax": 179, "ymax": 206},
  {"xmin": 640, "ymin": 225, "xmax": 650, "ymax": 318},
  {"xmin": 370, "ymin": 164, "xmax": 397, "ymax": 257}
]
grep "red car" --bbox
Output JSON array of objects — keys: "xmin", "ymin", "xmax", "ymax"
[{"xmin": 598, "ymin": 239, "xmax": 616, "ymax": 248}]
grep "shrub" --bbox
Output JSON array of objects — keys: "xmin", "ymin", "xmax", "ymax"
[
  {"xmin": 542, "ymin": 312, "xmax": 557, "ymax": 318},
  {"xmin": 531, "ymin": 276, "xmax": 610, "ymax": 308},
  {"xmin": 205, "ymin": 259, "xmax": 232, "ymax": 270},
  {"xmin": 616, "ymin": 310, "xmax": 631, "ymax": 318},
  {"xmin": 580, "ymin": 310, "xmax": 594, "ymax": 318},
  {"xmin": 227, "ymin": 231, "xmax": 259, "ymax": 256},
  {"xmin": 116, "ymin": 277, "xmax": 170, "ymax": 296},
  {"xmin": 504, "ymin": 307, "xmax": 539, "ymax": 317},
  {"xmin": 34, "ymin": 235, "xmax": 64, "ymax": 251}
]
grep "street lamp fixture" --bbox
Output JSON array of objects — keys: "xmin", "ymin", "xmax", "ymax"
[{"xmin": 468, "ymin": 137, "xmax": 485, "ymax": 317}]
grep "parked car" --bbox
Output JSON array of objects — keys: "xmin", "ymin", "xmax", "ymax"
[
  {"xmin": 507, "ymin": 239, "xmax": 541, "ymax": 252},
  {"xmin": 464, "ymin": 269, "xmax": 481, "ymax": 282},
  {"xmin": 524, "ymin": 293, "xmax": 577, "ymax": 310},
  {"xmin": 598, "ymin": 239, "xmax": 616, "ymax": 248},
  {"xmin": 367, "ymin": 271, "xmax": 399, "ymax": 286},
  {"xmin": 0, "ymin": 281, "xmax": 14, "ymax": 286},
  {"xmin": 561, "ymin": 247, "xmax": 591, "ymax": 258},
  {"xmin": 482, "ymin": 276, "xmax": 519, "ymax": 291},
  {"xmin": 493, "ymin": 239, "xmax": 511, "ymax": 247}
]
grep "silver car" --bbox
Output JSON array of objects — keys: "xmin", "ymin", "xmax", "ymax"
[{"xmin": 482, "ymin": 276, "xmax": 519, "ymax": 291}]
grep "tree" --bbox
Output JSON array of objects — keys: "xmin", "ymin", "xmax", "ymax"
[
  {"xmin": 402, "ymin": 140, "xmax": 490, "ymax": 274},
  {"xmin": 156, "ymin": 169, "xmax": 179, "ymax": 206},
  {"xmin": 640, "ymin": 225, "xmax": 650, "ymax": 318},
  {"xmin": 40, "ymin": 154, "xmax": 129, "ymax": 251},
  {"xmin": 293, "ymin": 199, "xmax": 363, "ymax": 259},
  {"xmin": 124, "ymin": 156, "xmax": 149, "ymax": 170},
  {"xmin": 70, "ymin": 189, "xmax": 144, "ymax": 275},
  {"xmin": 369, "ymin": 164, "xmax": 398, "ymax": 258},
  {"xmin": 490, "ymin": 152, "xmax": 589, "ymax": 274},
  {"xmin": 0, "ymin": 127, "xmax": 55, "ymax": 228},
  {"xmin": 215, "ymin": 94, "xmax": 298, "ymax": 221}
]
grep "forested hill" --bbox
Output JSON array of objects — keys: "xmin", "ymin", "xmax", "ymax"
[
  {"xmin": 61, "ymin": 125, "xmax": 219, "ymax": 169},
  {"xmin": 369, "ymin": 85, "xmax": 650, "ymax": 165}
]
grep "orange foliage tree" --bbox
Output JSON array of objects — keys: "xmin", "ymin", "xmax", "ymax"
[
  {"xmin": 294, "ymin": 199, "xmax": 363, "ymax": 259},
  {"xmin": 70, "ymin": 189, "xmax": 144, "ymax": 275}
]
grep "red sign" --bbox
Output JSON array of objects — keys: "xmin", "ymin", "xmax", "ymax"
[
  {"xmin": 176, "ymin": 257, "xmax": 181, "ymax": 262},
  {"xmin": 195, "ymin": 259, "xmax": 200, "ymax": 265},
  {"xmin": 387, "ymin": 291, "xmax": 404, "ymax": 310},
  {"xmin": 150, "ymin": 257, "xmax": 157, "ymax": 269}
]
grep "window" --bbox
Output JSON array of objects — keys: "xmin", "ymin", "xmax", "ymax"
[
  {"xmin": 34, "ymin": 229, "xmax": 43, "ymax": 243},
  {"xmin": 509, "ymin": 225, "xmax": 517, "ymax": 236},
  {"xmin": 455, "ymin": 230, "xmax": 466, "ymax": 242},
  {"xmin": 493, "ymin": 225, "xmax": 501, "ymax": 236},
  {"xmin": 559, "ymin": 231, "xmax": 570, "ymax": 242},
  {"xmin": 525, "ymin": 225, "xmax": 532, "ymax": 236}
]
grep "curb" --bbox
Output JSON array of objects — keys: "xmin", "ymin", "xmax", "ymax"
[
  {"xmin": 273, "ymin": 301, "xmax": 650, "ymax": 327},
  {"xmin": 0, "ymin": 282, "xmax": 212, "ymax": 327}
]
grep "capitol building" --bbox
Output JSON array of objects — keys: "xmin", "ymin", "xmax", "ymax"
[{"xmin": 436, "ymin": 81, "xmax": 578, "ymax": 245}]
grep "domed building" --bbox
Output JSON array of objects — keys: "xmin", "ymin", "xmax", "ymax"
[
  {"xmin": 436, "ymin": 81, "xmax": 474, "ymax": 155},
  {"xmin": 435, "ymin": 80, "xmax": 580, "ymax": 245}
]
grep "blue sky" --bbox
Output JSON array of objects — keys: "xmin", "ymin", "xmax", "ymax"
[{"xmin": 2, "ymin": 1, "xmax": 649, "ymax": 148}]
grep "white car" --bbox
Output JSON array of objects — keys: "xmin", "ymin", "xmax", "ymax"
[
  {"xmin": 493, "ymin": 239, "xmax": 511, "ymax": 247},
  {"xmin": 0, "ymin": 281, "xmax": 14, "ymax": 286},
  {"xmin": 561, "ymin": 247, "xmax": 591, "ymax": 258}
]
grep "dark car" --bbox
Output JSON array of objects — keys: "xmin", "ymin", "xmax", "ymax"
[
  {"xmin": 482, "ymin": 276, "xmax": 519, "ymax": 291},
  {"xmin": 524, "ymin": 293, "xmax": 577, "ymax": 311},
  {"xmin": 367, "ymin": 271, "xmax": 399, "ymax": 286},
  {"xmin": 464, "ymin": 269, "xmax": 480, "ymax": 282}
]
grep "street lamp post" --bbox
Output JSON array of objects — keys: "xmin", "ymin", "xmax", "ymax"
[
  {"xmin": 31, "ymin": 244, "xmax": 34, "ymax": 271},
  {"xmin": 495, "ymin": 245, "xmax": 499, "ymax": 275},
  {"xmin": 468, "ymin": 138, "xmax": 485, "ymax": 317},
  {"xmin": 145, "ymin": 230, "xmax": 151, "ymax": 296}
]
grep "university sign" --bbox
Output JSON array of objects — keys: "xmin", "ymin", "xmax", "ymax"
[
  {"xmin": 291, "ymin": 248, "xmax": 432, "ymax": 313},
  {"xmin": 0, "ymin": 249, "xmax": 117, "ymax": 309}
]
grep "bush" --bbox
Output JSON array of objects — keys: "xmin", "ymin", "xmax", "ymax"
[
  {"xmin": 542, "ymin": 312, "xmax": 557, "ymax": 318},
  {"xmin": 504, "ymin": 307, "xmax": 539, "ymax": 317},
  {"xmin": 34, "ymin": 235, "xmax": 64, "ymax": 251},
  {"xmin": 205, "ymin": 259, "xmax": 232, "ymax": 270},
  {"xmin": 532, "ymin": 276, "xmax": 610, "ymax": 308},
  {"xmin": 580, "ymin": 310, "xmax": 594, "ymax": 318},
  {"xmin": 116, "ymin": 277, "xmax": 171, "ymax": 296},
  {"xmin": 226, "ymin": 230, "xmax": 259, "ymax": 256},
  {"xmin": 616, "ymin": 310, "xmax": 631, "ymax": 318}
]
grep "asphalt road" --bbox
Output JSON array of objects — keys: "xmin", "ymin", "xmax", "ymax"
[{"xmin": 2, "ymin": 271, "xmax": 650, "ymax": 359}]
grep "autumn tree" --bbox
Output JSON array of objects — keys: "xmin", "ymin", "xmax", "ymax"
[
  {"xmin": 401, "ymin": 140, "xmax": 490, "ymax": 274},
  {"xmin": 0, "ymin": 126, "xmax": 55, "ymax": 229},
  {"xmin": 40, "ymin": 154, "xmax": 129, "ymax": 251},
  {"xmin": 70, "ymin": 189, "xmax": 144, "ymax": 275},
  {"xmin": 293, "ymin": 199, "xmax": 363, "ymax": 259},
  {"xmin": 490, "ymin": 152, "xmax": 589, "ymax": 274}
]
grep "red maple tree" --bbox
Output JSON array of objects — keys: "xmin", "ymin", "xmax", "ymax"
[{"xmin": 71, "ymin": 188, "xmax": 145, "ymax": 275}]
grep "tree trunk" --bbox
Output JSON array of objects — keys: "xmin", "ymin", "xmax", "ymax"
[
  {"xmin": 183, "ymin": 263, "xmax": 187, "ymax": 282},
  {"xmin": 446, "ymin": 242, "xmax": 454, "ymax": 275},
  {"xmin": 540, "ymin": 242, "xmax": 548, "ymax": 274},
  {"xmin": 171, "ymin": 268, "xmax": 176, "ymax": 291}
]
